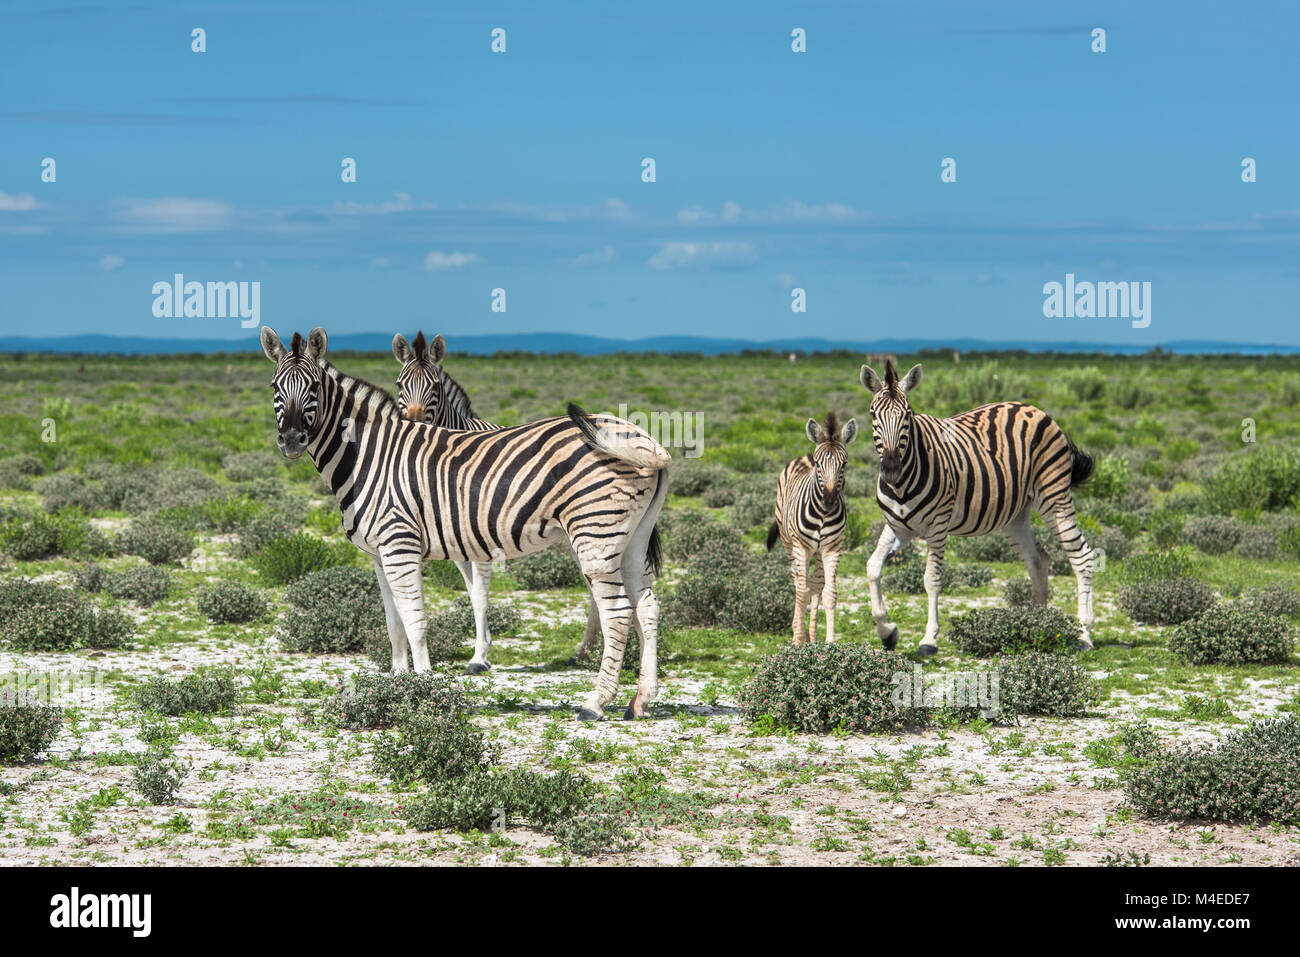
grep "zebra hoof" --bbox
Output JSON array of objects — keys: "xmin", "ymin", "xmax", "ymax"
[
  {"xmin": 1077, "ymin": 638, "xmax": 1095, "ymax": 652},
  {"xmin": 566, "ymin": 655, "xmax": 590, "ymax": 668},
  {"xmin": 466, "ymin": 662, "xmax": 490, "ymax": 675},
  {"xmin": 623, "ymin": 707, "xmax": 637, "ymax": 721},
  {"xmin": 576, "ymin": 708, "xmax": 603, "ymax": 722},
  {"xmin": 882, "ymin": 626, "xmax": 899, "ymax": 651},
  {"xmin": 917, "ymin": 642, "xmax": 938, "ymax": 657}
]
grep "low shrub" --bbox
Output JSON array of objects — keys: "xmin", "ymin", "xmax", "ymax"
[
  {"xmin": 671, "ymin": 462, "xmax": 732, "ymax": 498},
  {"xmin": 249, "ymin": 532, "xmax": 353, "ymax": 585},
  {"xmin": 0, "ymin": 580, "xmax": 133, "ymax": 651},
  {"xmin": 998, "ymin": 653, "xmax": 1098, "ymax": 717},
  {"xmin": 0, "ymin": 508, "xmax": 110, "ymax": 561},
  {"xmin": 658, "ymin": 510, "xmax": 743, "ymax": 563},
  {"xmin": 1240, "ymin": 583, "xmax": 1300, "ymax": 619},
  {"xmin": 509, "ymin": 546, "xmax": 582, "ymax": 590},
  {"xmin": 1168, "ymin": 603, "xmax": 1294, "ymax": 666},
  {"xmin": 1002, "ymin": 577, "xmax": 1050, "ymax": 607},
  {"xmin": 948, "ymin": 607, "xmax": 1082, "ymax": 657},
  {"xmin": 372, "ymin": 700, "xmax": 495, "ymax": 787},
  {"xmin": 1147, "ymin": 508, "xmax": 1185, "ymax": 548},
  {"xmin": 131, "ymin": 747, "xmax": 190, "ymax": 805},
  {"xmin": 663, "ymin": 538, "xmax": 793, "ymax": 633},
  {"xmin": 117, "ymin": 518, "xmax": 195, "ymax": 566},
  {"xmin": 1118, "ymin": 578, "xmax": 1216, "ymax": 626},
  {"xmin": 132, "ymin": 672, "xmax": 238, "ymax": 715},
  {"xmin": 0, "ymin": 690, "xmax": 63, "ymax": 763},
  {"xmin": 1235, "ymin": 524, "xmax": 1280, "ymax": 559},
  {"xmin": 737, "ymin": 643, "xmax": 920, "ymax": 734},
  {"xmin": 1121, "ymin": 716, "xmax": 1300, "ymax": 825},
  {"xmin": 1204, "ymin": 447, "xmax": 1300, "ymax": 514},
  {"xmin": 196, "ymin": 581, "xmax": 267, "ymax": 624},
  {"xmin": 1079, "ymin": 454, "xmax": 1132, "ymax": 501},
  {"xmin": 76, "ymin": 564, "xmax": 170, "ymax": 606},
  {"xmin": 1184, "ymin": 515, "xmax": 1245, "ymax": 555},
  {"xmin": 282, "ymin": 565, "xmax": 385, "ymax": 655},
  {"xmin": 232, "ymin": 509, "xmax": 301, "ymax": 557},
  {"xmin": 321, "ymin": 672, "xmax": 469, "ymax": 730},
  {"xmin": 883, "ymin": 551, "xmax": 993, "ymax": 594}
]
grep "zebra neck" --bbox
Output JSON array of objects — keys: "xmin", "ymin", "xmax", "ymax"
[
  {"xmin": 304, "ymin": 364, "xmax": 388, "ymax": 496},
  {"xmin": 882, "ymin": 435, "xmax": 924, "ymax": 499},
  {"xmin": 437, "ymin": 368, "xmax": 477, "ymax": 428}
]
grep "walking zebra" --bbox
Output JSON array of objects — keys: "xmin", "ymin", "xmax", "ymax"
[
  {"xmin": 860, "ymin": 359, "xmax": 1096, "ymax": 653},
  {"xmin": 392, "ymin": 330, "xmax": 606, "ymax": 669},
  {"xmin": 262, "ymin": 326, "xmax": 671, "ymax": 719},
  {"xmin": 766, "ymin": 412, "xmax": 858, "ymax": 643}
]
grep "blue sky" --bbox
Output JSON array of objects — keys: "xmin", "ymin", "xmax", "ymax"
[{"xmin": 0, "ymin": 0, "xmax": 1297, "ymax": 348}]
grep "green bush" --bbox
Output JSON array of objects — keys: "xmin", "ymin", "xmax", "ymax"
[
  {"xmin": 0, "ymin": 580, "xmax": 132, "ymax": 651},
  {"xmin": 1235, "ymin": 524, "xmax": 1280, "ymax": 559},
  {"xmin": 1118, "ymin": 578, "xmax": 1216, "ymax": 626},
  {"xmin": 133, "ymin": 672, "xmax": 238, "ymax": 715},
  {"xmin": 1240, "ymin": 583, "xmax": 1300, "ymax": 619},
  {"xmin": 249, "ymin": 532, "xmax": 353, "ymax": 585},
  {"xmin": 1205, "ymin": 447, "xmax": 1300, "ymax": 514},
  {"xmin": 658, "ymin": 510, "xmax": 742, "ymax": 562},
  {"xmin": 281, "ymin": 565, "xmax": 385, "ymax": 655},
  {"xmin": 196, "ymin": 581, "xmax": 267, "ymax": 624},
  {"xmin": 947, "ymin": 533, "xmax": 1020, "ymax": 564},
  {"xmin": 75, "ymin": 564, "xmax": 170, "ymax": 606},
  {"xmin": 131, "ymin": 747, "xmax": 190, "ymax": 805},
  {"xmin": 0, "ymin": 690, "xmax": 63, "ymax": 764},
  {"xmin": 321, "ymin": 672, "xmax": 469, "ymax": 730},
  {"xmin": 1147, "ymin": 508, "xmax": 1185, "ymax": 548},
  {"xmin": 672, "ymin": 463, "xmax": 732, "ymax": 498},
  {"xmin": 1002, "ymin": 577, "xmax": 1050, "ymax": 607},
  {"xmin": 1119, "ymin": 548, "xmax": 1199, "ymax": 584},
  {"xmin": 948, "ymin": 607, "xmax": 1082, "ymax": 657},
  {"xmin": 883, "ymin": 553, "xmax": 992, "ymax": 594},
  {"xmin": 0, "ymin": 508, "xmax": 110, "ymax": 561},
  {"xmin": 232, "ymin": 509, "xmax": 301, "ymax": 557},
  {"xmin": 509, "ymin": 546, "xmax": 583, "ymax": 590},
  {"xmin": 1184, "ymin": 515, "xmax": 1245, "ymax": 555},
  {"xmin": 998, "ymin": 653, "xmax": 1098, "ymax": 717},
  {"xmin": 117, "ymin": 518, "xmax": 195, "ymax": 566},
  {"xmin": 1168, "ymin": 603, "xmax": 1294, "ymax": 665},
  {"xmin": 663, "ymin": 539, "xmax": 793, "ymax": 633},
  {"xmin": 1122, "ymin": 716, "xmax": 1300, "ymax": 825},
  {"xmin": 1080, "ymin": 454, "xmax": 1132, "ymax": 501},
  {"xmin": 405, "ymin": 767, "xmax": 595, "ymax": 834},
  {"xmin": 737, "ymin": 643, "xmax": 921, "ymax": 734},
  {"xmin": 372, "ymin": 700, "xmax": 495, "ymax": 787}
]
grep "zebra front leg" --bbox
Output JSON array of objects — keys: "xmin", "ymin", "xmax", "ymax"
[
  {"xmin": 380, "ymin": 539, "xmax": 431, "ymax": 672},
  {"xmin": 918, "ymin": 535, "xmax": 947, "ymax": 656},
  {"xmin": 1048, "ymin": 505, "xmax": 1097, "ymax": 650},
  {"xmin": 789, "ymin": 544, "xmax": 812, "ymax": 645},
  {"xmin": 577, "ymin": 566, "xmax": 632, "ymax": 721},
  {"xmin": 806, "ymin": 558, "xmax": 824, "ymax": 642},
  {"xmin": 374, "ymin": 558, "xmax": 410, "ymax": 671},
  {"xmin": 867, "ymin": 524, "xmax": 910, "ymax": 650},
  {"xmin": 456, "ymin": 560, "xmax": 494, "ymax": 674},
  {"xmin": 820, "ymin": 547, "xmax": 841, "ymax": 643}
]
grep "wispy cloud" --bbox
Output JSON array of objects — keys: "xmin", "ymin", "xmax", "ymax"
[
  {"xmin": 423, "ymin": 250, "xmax": 479, "ymax": 271},
  {"xmin": 0, "ymin": 191, "xmax": 41, "ymax": 212},
  {"xmin": 649, "ymin": 241, "xmax": 756, "ymax": 270},
  {"xmin": 98, "ymin": 254, "xmax": 124, "ymax": 271},
  {"xmin": 332, "ymin": 192, "xmax": 438, "ymax": 216},
  {"xmin": 676, "ymin": 200, "xmax": 860, "ymax": 225},
  {"xmin": 571, "ymin": 245, "xmax": 615, "ymax": 266},
  {"xmin": 114, "ymin": 197, "xmax": 235, "ymax": 233}
]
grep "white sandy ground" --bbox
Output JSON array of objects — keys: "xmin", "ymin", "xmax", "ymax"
[{"xmin": 2, "ymin": 571, "xmax": 1299, "ymax": 867}]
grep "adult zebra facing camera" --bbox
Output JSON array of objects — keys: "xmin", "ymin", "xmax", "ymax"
[
  {"xmin": 860, "ymin": 358, "xmax": 1097, "ymax": 654},
  {"xmin": 260, "ymin": 325, "xmax": 671, "ymax": 720}
]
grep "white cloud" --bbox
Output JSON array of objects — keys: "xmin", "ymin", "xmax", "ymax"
[
  {"xmin": 369, "ymin": 257, "xmax": 392, "ymax": 268},
  {"xmin": 332, "ymin": 192, "xmax": 437, "ymax": 216},
  {"xmin": 572, "ymin": 245, "xmax": 615, "ymax": 266},
  {"xmin": 98, "ymin": 255, "xmax": 125, "ymax": 271},
  {"xmin": 423, "ymin": 250, "xmax": 479, "ymax": 271},
  {"xmin": 0, "ymin": 191, "xmax": 41, "ymax": 212},
  {"xmin": 116, "ymin": 197, "xmax": 234, "ymax": 232},
  {"xmin": 676, "ymin": 200, "xmax": 857, "ymax": 226},
  {"xmin": 649, "ymin": 241, "xmax": 756, "ymax": 270}
]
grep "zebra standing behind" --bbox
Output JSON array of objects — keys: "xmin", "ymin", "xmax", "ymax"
[
  {"xmin": 392, "ymin": 330, "xmax": 606, "ymax": 670},
  {"xmin": 860, "ymin": 358, "xmax": 1096, "ymax": 654},
  {"xmin": 766, "ymin": 412, "xmax": 858, "ymax": 643},
  {"xmin": 262, "ymin": 326, "xmax": 670, "ymax": 720}
]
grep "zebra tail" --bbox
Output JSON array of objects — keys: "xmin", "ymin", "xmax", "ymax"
[
  {"xmin": 766, "ymin": 520, "xmax": 781, "ymax": 552},
  {"xmin": 566, "ymin": 402, "xmax": 671, "ymax": 470},
  {"xmin": 647, "ymin": 525, "xmax": 663, "ymax": 576},
  {"xmin": 1068, "ymin": 439, "xmax": 1095, "ymax": 488}
]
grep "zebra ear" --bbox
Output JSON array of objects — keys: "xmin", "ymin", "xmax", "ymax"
[
  {"xmin": 260, "ymin": 326, "xmax": 285, "ymax": 363},
  {"xmin": 806, "ymin": 417, "xmax": 823, "ymax": 445},
  {"xmin": 393, "ymin": 334, "xmax": 412, "ymax": 364},
  {"xmin": 431, "ymin": 334, "xmax": 447, "ymax": 362},
  {"xmin": 841, "ymin": 418, "xmax": 859, "ymax": 445},
  {"xmin": 860, "ymin": 365, "xmax": 883, "ymax": 394},
  {"xmin": 900, "ymin": 363, "xmax": 922, "ymax": 394},
  {"xmin": 306, "ymin": 327, "xmax": 328, "ymax": 361}
]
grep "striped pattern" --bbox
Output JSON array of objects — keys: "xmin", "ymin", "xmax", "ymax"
[
  {"xmin": 766, "ymin": 412, "xmax": 858, "ymax": 643},
  {"xmin": 860, "ymin": 358, "xmax": 1096, "ymax": 653},
  {"xmin": 263, "ymin": 326, "xmax": 671, "ymax": 719}
]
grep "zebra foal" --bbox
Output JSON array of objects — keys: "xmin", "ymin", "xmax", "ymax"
[
  {"xmin": 766, "ymin": 412, "xmax": 858, "ymax": 643},
  {"xmin": 860, "ymin": 359, "xmax": 1096, "ymax": 654},
  {"xmin": 261, "ymin": 325, "xmax": 671, "ymax": 720}
]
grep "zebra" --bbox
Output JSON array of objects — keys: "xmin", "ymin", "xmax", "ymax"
[
  {"xmin": 860, "ymin": 358, "xmax": 1096, "ymax": 654},
  {"xmin": 766, "ymin": 412, "xmax": 858, "ymax": 643},
  {"xmin": 261, "ymin": 325, "xmax": 671, "ymax": 720},
  {"xmin": 392, "ymin": 330, "xmax": 606, "ymax": 669}
]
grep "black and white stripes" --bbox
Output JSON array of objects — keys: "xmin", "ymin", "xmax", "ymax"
[
  {"xmin": 860, "ymin": 358, "xmax": 1097, "ymax": 653},
  {"xmin": 262, "ymin": 325, "xmax": 671, "ymax": 720},
  {"xmin": 766, "ymin": 412, "xmax": 858, "ymax": 643}
]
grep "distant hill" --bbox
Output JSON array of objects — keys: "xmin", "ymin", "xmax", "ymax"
[{"xmin": 1, "ymin": 332, "xmax": 1297, "ymax": 357}]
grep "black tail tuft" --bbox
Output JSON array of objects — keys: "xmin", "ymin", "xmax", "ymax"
[
  {"xmin": 646, "ymin": 525, "xmax": 663, "ymax": 577},
  {"xmin": 766, "ymin": 520, "xmax": 781, "ymax": 552},
  {"xmin": 1068, "ymin": 438, "xmax": 1094, "ymax": 488},
  {"xmin": 566, "ymin": 401, "xmax": 600, "ymax": 445}
]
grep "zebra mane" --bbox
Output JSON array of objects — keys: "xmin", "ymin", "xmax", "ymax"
[
  {"xmin": 437, "ymin": 367, "xmax": 477, "ymax": 418},
  {"xmin": 320, "ymin": 361, "xmax": 402, "ymax": 419},
  {"xmin": 823, "ymin": 411, "xmax": 840, "ymax": 440}
]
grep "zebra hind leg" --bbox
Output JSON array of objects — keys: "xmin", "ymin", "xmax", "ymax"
[
  {"xmin": 575, "ymin": 561, "xmax": 633, "ymax": 721},
  {"xmin": 1044, "ymin": 504, "xmax": 1096, "ymax": 650},
  {"xmin": 458, "ymin": 560, "xmax": 494, "ymax": 675},
  {"xmin": 1004, "ymin": 508, "xmax": 1050, "ymax": 606}
]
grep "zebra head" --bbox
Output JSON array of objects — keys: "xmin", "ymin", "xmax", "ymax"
[
  {"xmin": 806, "ymin": 411, "xmax": 858, "ymax": 499},
  {"xmin": 860, "ymin": 358, "xmax": 922, "ymax": 486},
  {"xmin": 392, "ymin": 331, "xmax": 447, "ymax": 424},
  {"xmin": 260, "ymin": 326, "xmax": 328, "ymax": 459}
]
